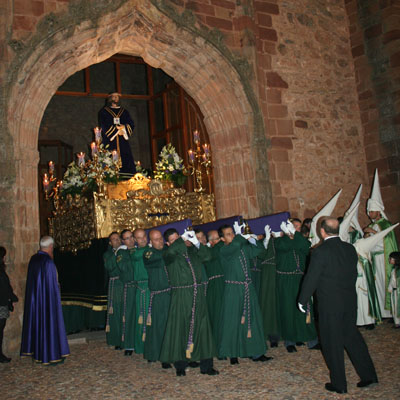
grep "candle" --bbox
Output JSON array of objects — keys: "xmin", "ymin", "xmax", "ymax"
[
  {"xmin": 77, "ymin": 152, "xmax": 85, "ymax": 167},
  {"xmin": 59, "ymin": 180, "xmax": 63, "ymax": 190},
  {"xmin": 193, "ymin": 130, "xmax": 200, "ymax": 144},
  {"xmin": 48, "ymin": 161, "xmax": 55, "ymax": 174},
  {"xmin": 43, "ymin": 174, "xmax": 49, "ymax": 193},
  {"xmin": 112, "ymin": 150, "xmax": 119, "ymax": 162},
  {"xmin": 202, "ymin": 153, "xmax": 207, "ymax": 162},
  {"xmin": 188, "ymin": 149, "xmax": 195, "ymax": 163},
  {"xmin": 202, "ymin": 144, "xmax": 210, "ymax": 157},
  {"xmin": 94, "ymin": 127, "xmax": 102, "ymax": 144},
  {"xmin": 91, "ymin": 142, "xmax": 98, "ymax": 157}
]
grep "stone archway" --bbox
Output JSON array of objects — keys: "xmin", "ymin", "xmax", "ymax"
[{"xmin": 4, "ymin": 0, "xmax": 271, "ymax": 351}]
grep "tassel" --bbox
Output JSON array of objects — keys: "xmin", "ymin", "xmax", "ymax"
[
  {"xmin": 186, "ymin": 349, "xmax": 192, "ymax": 359},
  {"xmin": 122, "ymin": 334, "xmax": 125, "ymax": 342},
  {"xmin": 247, "ymin": 329, "xmax": 252, "ymax": 338},
  {"xmin": 306, "ymin": 312, "xmax": 311, "ymax": 324},
  {"xmin": 108, "ymin": 306, "xmax": 113, "ymax": 315},
  {"xmin": 241, "ymin": 315, "xmax": 245, "ymax": 324},
  {"xmin": 142, "ymin": 332, "xmax": 146, "ymax": 342},
  {"xmin": 189, "ymin": 343, "xmax": 194, "ymax": 353},
  {"xmin": 105, "ymin": 325, "xmax": 110, "ymax": 333},
  {"xmin": 146, "ymin": 314, "xmax": 152, "ymax": 326},
  {"xmin": 123, "ymin": 316, "xmax": 125, "ymax": 323},
  {"xmin": 138, "ymin": 315, "xmax": 143, "ymax": 325}
]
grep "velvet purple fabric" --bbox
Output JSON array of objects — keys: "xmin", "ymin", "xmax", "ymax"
[
  {"xmin": 246, "ymin": 212, "xmax": 291, "ymax": 235},
  {"xmin": 192, "ymin": 215, "xmax": 242, "ymax": 235},
  {"xmin": 20, "ymin": 251, "xmax": 70, "ymax": 364}
]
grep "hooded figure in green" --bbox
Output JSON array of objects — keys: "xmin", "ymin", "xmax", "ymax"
[{"xmin": 159, "ymin": 228, "xmax": 218, "ymax": 376}]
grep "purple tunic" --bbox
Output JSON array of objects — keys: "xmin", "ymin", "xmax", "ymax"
[{"xmin": 20, "ymin": 251, "xmax": 70, "ymax": 364}]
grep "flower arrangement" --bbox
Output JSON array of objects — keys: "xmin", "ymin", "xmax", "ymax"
[
  {"xmin": 153, "ymin": 143, "xmax": 187, "ymax": 187},
  {"xmin": 61, "ymin": 144, "xmax": 120, "ymax": 197},
  {"xmin": 135, "ymin": 161, "xmax": 150, "ymax": 177}
]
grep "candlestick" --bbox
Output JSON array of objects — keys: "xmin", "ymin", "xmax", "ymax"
[
  {"xmin": 94, "ymin": 127, "xmax": 102, "ymax": 144},
  {"xmin": 193, "ymin": 130, "xmax": 200, "ymax": 145},
  {"xmin": 43, "ymin": 174, "xmax": 49, "ymax": 193},
  {"xmin": 91, "ymin": 142, "xmax": 98, "ymax": 157},
  {"xmin": 77, "ymin": 152, "xmax": 85, "ymax": 167},
  {"xmin": 49, "ymin": 161, "xmax": 55, "ymax": 175},
  {"xmin": 188, "ymin": 149, "xmax": 195, "ymax": 163}
]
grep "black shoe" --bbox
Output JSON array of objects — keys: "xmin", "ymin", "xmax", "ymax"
[
  {"xmin": 357, "ymin": 379, "xmax": 378, "ymax": 388},
  {"xmin": 176, "ymin": 369, "xmax": 186, "ymax": 376},
  {"xmin": 325, "ymin": 383, "xmax": 347, "ymax": 394},
  {"xmin": 124, "ymin": 350, "xmax": 133, "ymax": 356},
  {"xmin": 252, "ymin": 355, "xmax": 273, "ymax": 362},
  {"xmin": 115, "ymin": 346, "xmax": 122, "ymax": 350},
  {"xmin": 365, "ymin": 324, "xmax": 375, "ymax": 330},
  {"xmin": 230, "ymin": 357, "xmax": 239, "ymax": 365},
  {"xmin": 270, "ymin": 342, "xmax": 278, "ymax": 348},
  {"xmin": 309, "ymin": 343, "xmax": 321, "ymax": 350},
  {"xmin": 188, "ymin": 361, "xmax": 200, "ymax": 368},
  {"xmin": 162, "ymin": 362, "xmax": 172, "ymax": 369},
  {"xmin": 201, "ymin": 368, "xmax": 219, "ymax": 375},
  {"xmin": 286, "ymin": 345, "xmax": 297, "ymax": 353},
  {"xmin": 0, "ymin": 355, "xmax": 11, "ymax": 363},
  {"xmin": 296, "ymin": 342, "xmax": 305, "ymax": 346}
]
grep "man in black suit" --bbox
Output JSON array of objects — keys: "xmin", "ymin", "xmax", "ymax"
[{"xmin": 298, "ymin": 217, "xmax": 378, "ymax": 394}]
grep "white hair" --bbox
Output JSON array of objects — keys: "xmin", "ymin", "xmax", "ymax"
[{"xmin": 40, "ymin": 236, "xmax": 54, "ymax": 249}]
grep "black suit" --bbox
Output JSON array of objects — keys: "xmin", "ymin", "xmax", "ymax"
[{"xmin": 299, "ymin": 236, "xmax": 377, "ymax": 391}]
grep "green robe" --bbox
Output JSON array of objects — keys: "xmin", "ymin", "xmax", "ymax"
[
  {"xmin": 116, "ymin": 248, "xmax": 136, "ymax": 349},
  {"xmin": 104, "ymin": 247, "xmax": 124, "ymax": 347},
  {"xmin": 143, "ymin": 246, "xmax": 171, "ymax": 361},
  {"xmin": 204, "ymin": 241, "xmax": 225, "ymax": 344},
  {"xmin": 259, "ymin": 238, "xmax": 278, "ymax": 339},
  {"xmin": 132, "ymin": 246, "xmax": 150, "ymax": 355},
  {"xmin": 218, "ymin": 235, "xmax": 267, "ymax": 358},
  {"xmin": 160, "ymin": 238, "xmax": 215, "ymax": 363},
  {"xmin": 369, "ymin": 218, "xmax": 399, "ymax": 309},
  {"xmin": 275, "ymin": 232, "xmax": 317, "ymax": 342}
]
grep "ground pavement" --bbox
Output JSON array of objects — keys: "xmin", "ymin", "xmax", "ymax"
[{"xmin": 2, "ymin": 322, "xmax": 399, "ymax": 399}]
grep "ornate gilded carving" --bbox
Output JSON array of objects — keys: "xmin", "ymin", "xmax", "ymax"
[{"xmin": 49, "ymin": 179, "xmax": 216, "ymax": 253}]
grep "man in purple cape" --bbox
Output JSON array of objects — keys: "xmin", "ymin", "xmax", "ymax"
[
  {"xmin": 98, "ymin": 92, "xmax": 136, "ymax": 176},
  {"xmin": 20, "ymin": 236, "xmax": 70, "ymax": 365}
]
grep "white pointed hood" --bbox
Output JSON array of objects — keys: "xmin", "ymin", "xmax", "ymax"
[
  {"xmin": 340, "ymin": 202, "xmax": 360, "ymax": 243},
  {"xmin": 367, "ymin": 169, "xmax": 388, "ymax": 220},
  {"xmin": 354, "ymin": 222, "xmax": 399, "ymax": 261},
  {"xmin": 344, "ymin": 184, "xmax": 363, "ymax": 235},
  {"xmin": 310, "ymin": 189, "xmax": 342, "ymax": 246}
]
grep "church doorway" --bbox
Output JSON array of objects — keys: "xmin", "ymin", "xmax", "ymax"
[{"xmin": 38, "ymin": 54, "xmax": 212, "ymax": 236}]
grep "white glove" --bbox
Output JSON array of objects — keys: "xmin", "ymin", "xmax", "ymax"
[
  {"xmin": 233, "ymin": 221, "xmax": 245, "ymax": 235},
  {"xmin": 280, "ymin": 221, "xmax": 289, "ymax": 235},
  {"xmin": 263, "ymin": 225, "xmax": 271, "ymax": 249},
  {"xmin": 298, "ymin": 303, "xmax": 306, "ymax": 313},
  {"xmin": 286, "ymin": 220, "xmax": 296, "ymax": 236},
  {"xmin": 182, "ymin": 229, "xmax": 200, "ymax": 247}
]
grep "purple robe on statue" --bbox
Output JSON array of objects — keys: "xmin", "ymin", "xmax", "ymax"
[
  {"xmin": 98, "ymin": 106, "xmax": 136, "ymax": 175},
  {"xmin": 20, "ymin": 251, "xmax": 70, "ymax": 364}
]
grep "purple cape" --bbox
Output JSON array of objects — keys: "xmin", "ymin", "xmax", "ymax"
[{"xmin": 20, "ymin": 251, "xmax": 70, "ymax": 364}]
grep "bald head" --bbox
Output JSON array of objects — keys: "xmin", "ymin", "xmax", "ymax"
[
  {"xmin": 149, "ymin": 229, "xmax": 164, "ymax": 250},
  {"xmin": 320, "ymin": 217, "xmax": 339, "ymax": 238},
  {"xmin": 133, "ymin": 228, "xmax": 148, "ymax": 248}
]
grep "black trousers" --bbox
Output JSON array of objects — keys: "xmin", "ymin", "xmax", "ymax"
[
  {"xmin": 319, "ymin": 310, "xmax": 377, "ymax": 391},
  {"xmin": 174, "ymin": 358, "xmax": 213, "ymax": 373},
  {"xmin": 0, "ymin": 318, "xmax": 6, "ymax": 355}
]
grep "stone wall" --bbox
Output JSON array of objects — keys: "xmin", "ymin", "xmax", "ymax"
[
  {"xmin": 0, "ymin": 0, "xmax": 398, "ymax": 355},
  {"xmin": 345, "ymin": 0, "xmax": 400, "ymax": 225}
]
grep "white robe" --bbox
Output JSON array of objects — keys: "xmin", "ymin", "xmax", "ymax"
[
  {"xmin": 388, "ymin": 269, "xmax": 399, "ymax": 326},
  {"xmin": 356, "ymin": 260, "xmax": 375, "ymax": 326},
  {"xmin": 370, "ymin": 222, "xmax": 392, "ymax": 318}
]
